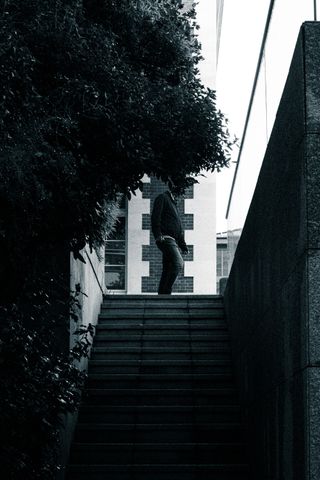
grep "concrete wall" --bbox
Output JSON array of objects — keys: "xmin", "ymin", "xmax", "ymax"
[
  {"xmin": 69, "ymin": 246, "xmax": 105, "ymax": 364},
  {"xmin": 58, "ymin": 247, "xmax": 105, "ymax": 478},
  {"xmin": 224, "ymin": 23, "xmax": 320, "ymax": 480}
]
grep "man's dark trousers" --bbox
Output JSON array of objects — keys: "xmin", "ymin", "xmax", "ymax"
[{"xmin": 157, "ymin": 237, "xmax": 184, "ymax": 294}]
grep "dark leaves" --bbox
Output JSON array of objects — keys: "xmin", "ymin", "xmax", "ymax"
[
  {"xmin": 0, "ymin": 1, "xmax": 232, "ymax": 282},
  {"xmin": 0, "ymin": 296, "xmax": 87, "ymax": 479}
]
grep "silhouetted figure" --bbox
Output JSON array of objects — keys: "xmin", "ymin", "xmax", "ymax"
[{"xmin": 151, "ymin": 179, "xmax": 189, "ymax": 294}]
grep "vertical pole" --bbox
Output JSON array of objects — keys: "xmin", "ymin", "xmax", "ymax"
[{"xmin": 314, "ymin": 0, "xmax": 318, "ymax": 21}]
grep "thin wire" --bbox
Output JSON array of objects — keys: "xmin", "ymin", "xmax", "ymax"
[
  {"xmin": 263, "ymin": 53, "xmax": 269, "ymax": 143},
  {"xmin": 225, "ymin": 0, "xmax": 276, "ymax": 219}
]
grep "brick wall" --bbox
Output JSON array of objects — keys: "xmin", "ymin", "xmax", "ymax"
[{"xmin": 141, "ymin": 176, "xmax": 194, "ymax": 293}]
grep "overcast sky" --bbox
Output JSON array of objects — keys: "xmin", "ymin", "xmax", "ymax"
[
  {"xmin": 215, "ymin": 0, "xmax": 270, "ymax": 232},
  {"xmin": 215, "ymin": 0, "xmax": 318, "ymax": 232}
]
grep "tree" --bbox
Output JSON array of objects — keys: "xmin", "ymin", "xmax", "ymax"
[
  {"xmin": 0, "ymin": 1, "xmax": 232, "ymax": 475},
  {"xmin": 0, "ymin": 283, "xmax": 94, "ymax": 479},
  {"xmin": 0, "ymin": 0, "xmax": 231, "ymax": 298}
]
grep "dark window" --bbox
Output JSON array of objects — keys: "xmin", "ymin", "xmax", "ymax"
[{"xmin": 105, "ymin": 214, "xmax": 127, "ymax": 291}]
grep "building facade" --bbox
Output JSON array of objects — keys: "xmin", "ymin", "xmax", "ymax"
[
  {"xmin": 104, "ymin": 0, "xmax": 223, "ymax": 294},
  {"xmin": 216, "ymin": 231, "xmax": 229, "ymax": 293}
]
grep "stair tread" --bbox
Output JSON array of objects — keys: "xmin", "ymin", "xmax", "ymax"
[
  {"xmin": 100, "ymin": 305, "xmax": 224, "ymax": 309},
  {"xmin": 91, "ymin": 346, "xmax": 231, "ymax": 351},
  {"xmin": 68, "ymin": 463, "xmax": 248, "ymax": 469},
  {"xmin": 72, "ymin": 441, "xmax": 245, "ymax": 447},
  {"xmin": 103, "ymin": 294, "xmax": 223, "ymax": 299},
  {"xmin": 89, "ymin": 359, "xmax": 232, "ymax": 365},
  {"xmin": 68, "ymin": 295, "xmax": 249, "ymax": 477},
  {"xmin": 85, "ymin": 387, "xmax": 236, "ymax": 392},
  {"xmin": 96, "ymin": 325, "xmax": 228, "ymax": 330},
  {"xmin": 97, "ymin": 318, "xmax": 227, "ymax": 329},
  {"xmin": 88, "ymin": 373, "xmax": 232, "ymax": 378},
  {"xmin": 76, "ymin": 422, "xmax": 243, "ymax": 428},
  {"xmin": 94, "ymin": 334, "xmax": 229, "ymax": 339},
  {"xmin": 80, "ymin": 404, "xmax": 240, "ymax": 410},
  {"xmin": 99, "ymin": 309, "xmax": 225, "ymax": 320}
]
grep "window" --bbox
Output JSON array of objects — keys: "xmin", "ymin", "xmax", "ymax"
[
  {"xmin": 105, "ymin": 198, "xmax": 127, "ymax": 291},
  {"xmin": 217, "ymin": 243, "xmax": 229, "ymax": 278}
]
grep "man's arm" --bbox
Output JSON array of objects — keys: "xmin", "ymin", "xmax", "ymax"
[
  {"xmin": 178, "ymin": 235, "xmax": 189, "ymax": 254},
  {"xmin": 151, "ymin": 194, "xmax": 164, "ymax": 241},
  {"xmin": 177, "ymin": 217, "xmax": 188, "ymax": 253}
]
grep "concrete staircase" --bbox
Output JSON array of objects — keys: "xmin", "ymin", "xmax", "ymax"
[{"xmin": 67, "ymin": 295, "xmax": 249, "ymax": 480}]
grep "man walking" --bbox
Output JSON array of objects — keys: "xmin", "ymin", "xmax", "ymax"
[{"xmin": 151, "ymin": 179, "xmax": 189, "ymax": 294}]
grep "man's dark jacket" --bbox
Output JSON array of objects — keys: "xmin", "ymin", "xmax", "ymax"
[{"xmin": 151, "ymin": 191, "xmax": 187, "ymax": 250}]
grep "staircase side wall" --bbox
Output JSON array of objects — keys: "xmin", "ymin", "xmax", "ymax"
[
  {"xmin": 70, "ymin": 246, "xmax": 105, "ymax": 363},
  {"xmin": 57, "ymin": 247, "xmax": 105, "ymax": 479},
  {"xmin": 224, "ymin": 22, "xmax": 320, "ymax": 480}
]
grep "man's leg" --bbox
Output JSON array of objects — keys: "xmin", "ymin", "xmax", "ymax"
[{"xmin": 158, "ymin": 239, "xmax": 184, "ymax": 294}]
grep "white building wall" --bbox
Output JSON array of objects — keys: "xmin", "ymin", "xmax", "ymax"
[
  {"xmin": 126, "ymin": 175, "xmax": 150, "ymax": 293},
  {"xmin": 123, "ymin": 1, "xmax": 219, "ymax": 295},
  {"xmin": 216, "ymin": 0, "xmax": 224, "ymax": 60},
  {"xmin": 184, "ymin": 0, "xmax": 217, "ymax": 293},
  {"xmin": 196, "ymin": 0, "xmax": 217, "ymax": 86},
  {"xmin": 185, "ymin": 172, "xmax": 216, "ymax": 293}
]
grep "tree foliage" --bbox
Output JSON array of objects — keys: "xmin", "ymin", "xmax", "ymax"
[
  {"xmin": 0, "ymin": 0, "xmax": 231, "ymax": 294},
  {"xmin": 0, "ymin": 1, "xmax": 232, "ymax": 475},
  {"xmin": 0, "ymin": 282, "xmax": 93, "ymax": 479}
]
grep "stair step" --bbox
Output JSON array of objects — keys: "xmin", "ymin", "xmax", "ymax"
[
  {"xmin": 100, "ymin": 309, "xmax": 225, "ymax": 318},
  {"xmin": 103, "ymin": 307, "xmax": 194, "ymax": 313},
  {"xmin": 90, "ymin": 347, "xmax": 231, "ymax": 361},
  {"xmin": 67, "ymin": 463, "xmax": 248, "ymax": 480},
  {"xmin": 87, "ymin": 373, "xmax": 233, "ymax": 388},
  {"xmin": 98, "ymin": 317, "xmax": 226, "ymax": 326},
  {"xmin": 102, "ymin": 294, "xmax": 223, "ymax": 301},
  {"xmin": 101, "ymin": 303, "xmax": 224, "ymax": 316},
  {"xmin": 94, "ymin": 334, "xmax": 229, "ymax": 340},
  {"xmin": 83, "ymin": 387, "xmax": 237, "ymax": 406},
  {"xmin": 69, "ymin": 442, "xmax": 247, "ymax": 464},
  {"xmin": 102, "ymin": 297, "xmax": 224, "ymax": 304},
  {"xmin": 74, "ymin": 423, "xmax": 245, "ymax": 443},
  {"xmin": 102, "ymin": 295, "xmax": 223, "ymax": 301},
  {"xmin": 98, "ymin": 312, "xmax": 225, "ymax": 320},
  {"xmin": 68, "ymin": 295, "xmax": 249, "ymax": 478},
  {"xmin": 95, "ymin": 324, "xmax": 228, "ymax": 333},
  {"xmin": 78, "ymin": 405, "xmax": 241, "ymax": 423},
  {"xmin": 93, "ymin": 334, "xmax": 230, "ymax": 348},
  {"xmin": 88, "ymin": 359, "xmax": 232, "ymax": 374}
]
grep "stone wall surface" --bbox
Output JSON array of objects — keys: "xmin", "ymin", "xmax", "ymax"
[
  {"xmin": 57, "ymin": 247, "xmax": 105, "ymax": 479},
  {"xmin": 224, "ymin": 23, "xmax": 320, "ymax": 480},
  {"xmin": 70, "ymin": 246, "xmax": 105, "ymax": 358}
]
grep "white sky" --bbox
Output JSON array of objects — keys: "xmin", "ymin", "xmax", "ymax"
[
  {"xmin": 215, "ymin": 0, "xmax": 270, "ymax": 232},
  {"xmin": 215, "ymin": 0, "xmax": 318, "ymax": 232}
]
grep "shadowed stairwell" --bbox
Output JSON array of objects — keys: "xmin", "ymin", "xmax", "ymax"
[{"xmin": 67, "ymin": 295, "xmax": 249, "ymax": 479}]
